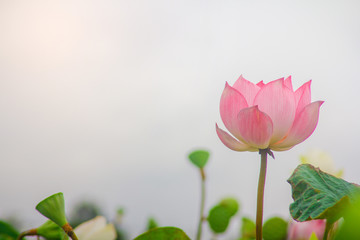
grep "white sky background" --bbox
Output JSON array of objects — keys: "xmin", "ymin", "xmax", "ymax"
[{"xmin": 0, "ymin": 0, "xmax": 360, "ymax": 238}]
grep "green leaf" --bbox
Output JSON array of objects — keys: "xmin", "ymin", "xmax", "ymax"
[
  {"xmin": 288, "ymin": 164, "xmax": 360, "ymax": 222},
  {"xmin": 36, "ymin": 192, "xmax": 68, "ymax": 227},
  {"xmin": 334, "ymin": 196, "xmax": 360, "ymax": 240},
  {"xmin": 262, "ymin": 217, "xmax": 287, "ymax": 240},
  {"xmin": 208, "ymin": 205, "xmax": 231, "ymax": 233},
  {"xmin": 240, "ymin": 217, "xmax": 256, "ymax": 239},
  {"xmin": 133, "ymin": 227, "xmax": 190, "ymax": 240},
  {"xmin": 219, "ymin": 198, "xmax": 239, "ymax": 217},
  {"xmin": 188, "ymin": 150, "xmax": 209, "ymax": 169},
  {"xmin": 37, "ymin": 220, "xmax": 69, "ymax": 240},
  {"xmin": 208, "ymin": 197, "xmax": 240, "ymax": 234},
  {"xmin": 0, "ymin": 221, "xmax": 19, "ymax": 239},
  {"xmin": 146, "ymin": 217, "xmax": 159, "ymax": 231},
  {"xmin": 0, "ymin": 235, "xmax": 14, "ymax": 240}
]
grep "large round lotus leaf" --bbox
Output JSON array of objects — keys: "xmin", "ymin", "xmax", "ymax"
[
  {"xmin": 188, "ymin": 150, "xmax": 209, "ymax": 169},
  {"xmin": 262, "ymin": 217, "xmax": 287, "ymax": 240},
  {"xmin": 36, "ymin": 193, "xmax": 67, "ymax": 227},
  {"xmin": 288, "ymin": 164, "xmax": 360, "ymax": 222},
  {"xmin": 133, "ymin": 227, "xmax": 190, "ymax": 240}
]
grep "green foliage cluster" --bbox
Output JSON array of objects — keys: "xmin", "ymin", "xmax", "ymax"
[
  {"xmin": 133, "ymin": 227, "xmax": 190, "ymax": 240},
  {"xmin": 3, "ymin": 151, "xmax": 360, "ymax": 240},
  {"xmin": 238, "ymin": 216, "xmax": 288, "ymax": 240}
]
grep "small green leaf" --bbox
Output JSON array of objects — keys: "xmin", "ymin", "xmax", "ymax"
[
  {"xmin": 188, "ymin": 150, "xmax": 209, "ymax": 169},
  {"xmin": 262, "ymin": 217, "xmax": 287, "ymax": 240},
  {"xmin": 208, "ymin": 197, "xmax": 240, "ymax": 234},
  {"xmin": 241, "ymin": 217, "xmax": 256, "ymax": 239},
  {"xmin": 146, "ymin": 217, "xmax": 159, "ymax": 231},
  {"xmin": 219, "ymin": 198, "xmax": 239, "ymax": 217},
  {"xmin": 37, "ymin": 220, "xmax": 69, "ymax": 240},
  {"xmin": 36, "ymin": 193, "xmax": 68, "ymax": 227},
  {"xmin": 208, "ymin": 205, "xmax": 231, "ymax": 233},
  {"xmin": 0, "ymin": 221, "xmax": 19, "ymax": 239},
  {"xmin": 133, "ymin": 227, "xmax": 190, "ymax": 240},
  {"xmin": 287, "ymin": 164, "xmax": 360, "ymax": 222}
]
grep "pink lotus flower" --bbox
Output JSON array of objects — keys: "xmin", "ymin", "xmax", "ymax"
[
  {"xmin": 216, "ymin": 75, "xmax": 323, "ymax": 151},
  {"xmin": 287, "ymin": 219, "xmax": 326, "ymax": 240}
]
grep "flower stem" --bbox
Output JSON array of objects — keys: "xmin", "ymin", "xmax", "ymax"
[
  {"xmin": 196, "ymin": 168, "xmax": 206, "ymax": 240},
  {"xmin": 256, "ymin": 149, "xmax": 268, "ymax": 240},
  {"xmin": 324, "ymin": 220, "xmax": 334, "ymax": 240},
  {"xmin": 63, "ymin": 223, "xmax": 79, "ymax": 240},
  {"xmin": 17, "ymin": 229, "xmax": 37, "ymax": 240}
]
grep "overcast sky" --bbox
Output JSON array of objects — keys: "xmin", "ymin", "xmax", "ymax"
[{"xmin": 1, "ymin": 0, "xmax": 360, "ymax": 239}]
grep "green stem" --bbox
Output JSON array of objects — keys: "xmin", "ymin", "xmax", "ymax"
[
  {"xmin": 17, "ymin": 229, "xmax": 37, "ymax": 240},
  {"xmin": 196, "ymin": 168, "xmax": 206, "ymax": 240},
  {"xmin": 323, "ymin": 220, "xmax": 334, "ymax": 240},
  {"xmin": 69, "ymin": 232, "xmax": 79, "ymax": 240},
  {"xmin": 256, "ymin": 149, "xmax": 268, "ymax": 240},
  {"xmin": 63, "ymin": 223, "xmax": 79, "ymax": 240}
]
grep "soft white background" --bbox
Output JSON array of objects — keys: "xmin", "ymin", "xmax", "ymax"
[{"xmin": 1, "ymin": 0, "xmax": 360, "ymax": 239}]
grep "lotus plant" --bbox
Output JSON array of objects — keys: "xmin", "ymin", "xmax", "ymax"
[
  {"xmin": 216, "ymin": 75, "xmax": 323, "ymax": 240},
  {"xmin": 287, "ymin": 149, "xmax": 342, "ymax": 240}
]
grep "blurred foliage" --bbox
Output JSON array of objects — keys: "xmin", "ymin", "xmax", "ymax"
[
  {"xmin": 334, "ymin": 196, "xmax": 360, "ymax": 240},
  {"xmin": 0, "ymin": 220, "xmax": 19, "ymax": 240},
  {"xmin": 219, "ymin": 198, "xmax": 239, "ymax": 217},
  {"xmin": 262, "ymin": 217, "xmax": 287, "ymax": 240},
  {"xmin": 208, "ymin": 197, "xmax": 239, "ymax": 234},
  {"xmin": 115, "ymin": 207, "xmax": 127, "ymax": 240},
  {"xmin": 239, "ymin": 217, "xmax": 255, "ymax": 240},
  {"xmin": 188, "ymin": 150, "xmax": 210, "ymax": 169},
  {"xmin": 239, "ymin": 216, "xmax": 287, "ymax": 240},
  {"xmin": 116, "ymin": 208, "xmax": 125, "ymax": 222},
  {"xmin": 69, "ymin": 201, "xmax": 102, "ymax": 228},
  {"xmin": 146, "ymin": 217, "xmax": 159, "ymax": 231},
  {"xmin": 115, "ymin": 228, "xmax": 127, "ymax": 240},
  {"xmin": 133, "ymin": 227, "xmax": 190, "ymax": 240},
  {"xmin": 0, "ymin": 236, "xmax": 14, "ymax": 240}
]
